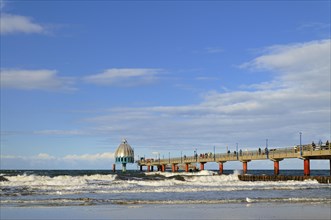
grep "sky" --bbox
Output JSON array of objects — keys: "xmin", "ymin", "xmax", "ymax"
[{"xmin": 0, "ymin": 0, "xmax": 330, "ymax": 170}]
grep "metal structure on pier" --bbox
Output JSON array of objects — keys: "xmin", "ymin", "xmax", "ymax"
[{"xmin": 114, "ymin": 139, "xmax": 134, "ymax": 172}]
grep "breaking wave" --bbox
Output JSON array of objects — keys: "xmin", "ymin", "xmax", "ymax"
[{"xmin": 1, "ymin": 170, "xmax": 330, "ymax": 207}]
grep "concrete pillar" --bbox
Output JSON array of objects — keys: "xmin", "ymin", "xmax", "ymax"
[
  {"xmin": 139, "ymin": 165, "xmax": 143, "ymax": 171},
  {"xmin": 243, "ymin": 161, "xmax": 248, "ymax": 174},
  {"xmin": 219, "ymin": 162, "xmax": 224, "ymax": 175},
  {"xmin": 172, "ymin": 164, "xmax": 177, "ymax": 172},
  {"xmin": 161, "ymin": 164, "xmax": 166, "ymax": 172},
  {"xmin": 200, "ymin": 162, "xmax": 205, "ymax": 171},
  {"xmin": 151, "ymin": 166, "xmax": 154, "ymax": 172},
  {"xmin": 147, "ymin": 165, "xmax": 150, "ymax": 172},
  {"xmin": 274, "ymin": 160, "xmax": 280, "ymax": 175},
  {"xmin": 185, "ymin": 163, "xmax": 189, "ymax": 172},
  {"xmin": 112, "ymin": 164, "xmax": 116, "ymax": 172},
  {"xmin": 304, "ymin": 159, "xmax": 310, "ymax": 176}
]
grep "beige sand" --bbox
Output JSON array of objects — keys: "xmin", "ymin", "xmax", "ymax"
[{"xmin": 1, "ymin": 203, "xmax": 330, "ymax": 219}]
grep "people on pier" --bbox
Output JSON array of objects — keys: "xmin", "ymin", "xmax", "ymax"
[{"xmin": 310, "ymin": 140, "xmax": 329, "ymax": 150}]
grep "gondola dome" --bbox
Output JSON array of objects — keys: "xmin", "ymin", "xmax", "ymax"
[{"xmin": 115, "ymin": 139, "xmax": 134, "ymax": 163}]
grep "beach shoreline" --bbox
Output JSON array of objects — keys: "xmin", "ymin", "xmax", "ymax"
[{"xmin": 1, "ymin": 203, "xmax": 330, "ymax": 220}]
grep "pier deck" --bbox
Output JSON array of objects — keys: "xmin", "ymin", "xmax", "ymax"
[{"xmin": 137, "ymin": 144, "xmax": 331, "ymax": 176}]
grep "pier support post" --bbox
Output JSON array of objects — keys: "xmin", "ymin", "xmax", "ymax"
[
  {"xmin": 200, "ymin": 162, "xmax": 206, "ymax": 171},
  {"xmin": 161, "ymin": 164, "xmax": 166, "ymax": 172},
  {"xmin": 243, "ymin": 161, "xmax": 248, "ymax": 174},
  {"xmin": 185, "ymin": 163, "xmax": 189, "ymax": 172},
  {"xmin": 219, "ymin": 162, "xmax": 225, "ymax": 175},
  {"xmin": 330, "ymin": 160, "xmax": 331, "ymax": 176},
  {"xmin": 122, "ymin": 163, "xmax": 127, "ymax": 172},
  {"xmin": 140, "ymin": 165, "xmax": 143, "ymax": 171},
  {"xmin": 112, "ymin": 164, "xmax": 116, "ymax": 172},
  {"xmin": 273, "ymin": 160, "xmax": 282, "ymax": 175},
  {"xmin": 274, "ymin": 161, "xmax": 279, "ymax": 175},
  {"xmin": 172, "ymin": 164, "xmax": 177, "ymax": 172},
  {"xmin": 147, "ymin": 165, "xmax": 150, "ymax": 172},
  {"xmin": 304, "ymin": 159, "xmax": 310, "ymax": 176},
  {"xmin": 151, "ymin": 166, "xmax": 154, "ymax": 172}
]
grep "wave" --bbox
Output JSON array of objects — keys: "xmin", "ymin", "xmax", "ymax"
[
  {"xmin": 1, "ymin": 172, "xmax": 329, "ymax": 198},
  {"xmin": 1, "ymin": 174, "xmax": 117, "ymax": 186}
]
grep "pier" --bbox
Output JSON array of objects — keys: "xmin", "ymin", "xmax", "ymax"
[{"xmin": 137, "ymin": 144, "xmax": 331, "ymax": 176}]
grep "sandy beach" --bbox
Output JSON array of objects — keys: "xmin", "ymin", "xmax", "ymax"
[{"xmin": 1, "ymin": 203, "xmax": 330, "ymax": 220}]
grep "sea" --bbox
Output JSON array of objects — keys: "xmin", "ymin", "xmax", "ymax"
[{"xmin": 1, "ymin": 169, "xmax": 330, "ymax": 208}]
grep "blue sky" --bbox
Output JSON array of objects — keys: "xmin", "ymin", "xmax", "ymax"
[{"xmin": 1, "ymin": 0, "xmax": 330, "ymax": 170}]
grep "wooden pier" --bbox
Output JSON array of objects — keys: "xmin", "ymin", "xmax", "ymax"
[{"xmin": 137, "ymin": 144, "xmax": 331, "ymax": 176}]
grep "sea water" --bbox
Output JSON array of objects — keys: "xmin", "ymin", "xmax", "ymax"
[{"xmin": 1, "ymin": 170, "xmax": 330, "ymax": 207}]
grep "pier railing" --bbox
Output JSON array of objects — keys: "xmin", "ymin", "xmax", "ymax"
[{"xmin": 138, "ymin": 144, "xmax": 331, "ymax": 166}]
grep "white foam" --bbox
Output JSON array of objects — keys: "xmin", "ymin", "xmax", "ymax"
[
  {"xmin": 1, "ymin": 173, "xmax": 327, "ymax": 197},
  {"xmin": 1, "ymin": 174, "xmax": 117, "ymax": 187}
]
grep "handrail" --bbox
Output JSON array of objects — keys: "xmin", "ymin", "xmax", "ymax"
[{"xmin": 138, "ymin": 144, "xmax": 331, "ymax": 166}]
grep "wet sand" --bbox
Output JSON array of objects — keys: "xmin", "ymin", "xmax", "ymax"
[{"xmin": 1, "ymin": 203, "xmax": 330, "ymax": 219}]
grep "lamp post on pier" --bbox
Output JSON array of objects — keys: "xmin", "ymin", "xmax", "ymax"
[
  {"xmin": 213, "ymin": 146, "xmax": 216, "ymax": 161},
  {"xmin": 299, "ymin": 132, "xmax": 302, "ymax": 156},
  {"xmin": 266, "ymin": 139, "xmax": 269, "ymax": 159},
  {"xmin": 236, "ymin": 143, "xmax": 239, "ymax": 160}
]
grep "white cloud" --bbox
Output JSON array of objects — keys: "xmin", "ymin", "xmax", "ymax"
[
  {"xmin": 0, "ymin": 152, "xmax": 115, "ymax": 169},
  {"xmin": 242, "ymin": 39, "xmax": 330, "ymax": 92},
  {"xmin": 34, "ymin": 129, "xmax": 86, "ymax": 136},
  {"xmin": 0, "ymin": 13, "xmax": 45, "ymax": 35},
  {"xmin": 63, "ymin": 152, "xmax": 114, "ymax": 161},
  {"xmin": 1, "ymin": 152, "xmax": 114, "ymax": 161},
  {"xmin": 242, "ymin": 39, "xmax": 330, "ymax": 72},
  {"xmin": 84, "ymin": 68, "xmax": 162, "ymax": 87},
  {"xmin": 84, "ymin": 39, "xmax": 330, "ymax": 150},
  {"xmin": 35, "ymin": 153, "xmax": 56, "ymax": 160},
  {"xmin": 0, "ymin": 69, "xmax": 76, "ymax": 91}
]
